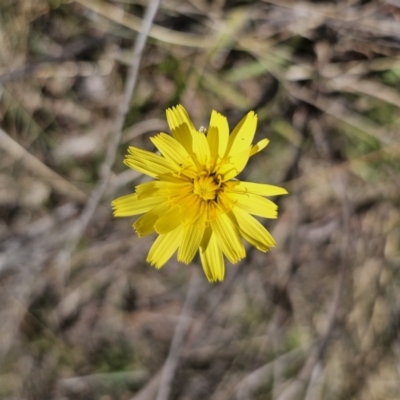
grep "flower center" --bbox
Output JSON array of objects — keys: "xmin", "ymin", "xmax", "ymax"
[{"xmin": 193, "ymin": 174, "xmax": 220, "ymax": 201}]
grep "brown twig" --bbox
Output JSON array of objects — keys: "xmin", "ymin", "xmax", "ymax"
[{"xmin": 0, "ymin": 128, "xmax": 87, "ymax": 202}]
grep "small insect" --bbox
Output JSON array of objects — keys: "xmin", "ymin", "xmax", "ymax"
[{"xmin": 199, "ymin": 126, "xmax": 207, "ymax": 134}]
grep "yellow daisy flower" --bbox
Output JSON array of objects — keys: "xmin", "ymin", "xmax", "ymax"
[{"xmin": 112, "ymin": 105, "xmax": 287, "ymax": 282}]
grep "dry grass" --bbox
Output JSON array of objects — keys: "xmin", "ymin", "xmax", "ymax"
[{"xmin": 1, "ymin": 0, "xmax": 400, "ymax": 399}]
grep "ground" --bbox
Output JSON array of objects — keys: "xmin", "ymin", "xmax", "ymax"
[{"xmin": 1, "ymin": 0, "xmax": 400, "ymax": 399}]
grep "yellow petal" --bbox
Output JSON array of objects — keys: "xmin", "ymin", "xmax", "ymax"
[
  {"xmin": 136, "ymin": 180, "xmax": 192, "ymax": 199},
  {"xmin": 112, "ymin": 194, "xmax": 164, "ymax": 217},
  {"xmin": 147, "ymin": 227, "xmax": 183, "ymax": 269},
  {"xmin": 133, "ymin": 202, "xmax": 170, "ymax": 237},
  {"xmin": 200, "ymin": 227, "xmax": 225, "ymax": 282},
  {"xmin": 207, "ymin": 110, "xmax": 229, "ymax": 160},
  {"xmin": 124, "ymin": 147, "xmax": 174, "ymax": 177},
  {"xmin": 180, "ymin": 197, "xmax": 206, "ymax": 225},
  {"xmin": 218, "ymin": 149, "xmax": 251, "ymax": 181},
  {"xmin": 217, "ymin": 192, "xmax": 235, "ymax": 214},
  {"xmin": 166, "ymin": 105, "xmax": 210, "ymax": 168},
  {"xmin": 177, "ymin": 214, "xmax": 206, "ymax": 264},
  {"xmin": 225, "ymin": 181, "xmax": 288, "ymax": 196},
  {"xmin": 224, "ymin": 111, "xmax": 257, "ymax": 158},
  {"xmin": 157, "ymin": 173, "xmax": 191, "ymax": 183},
  {"xmin": 150, "ymin": 133, "xmax": 196, "ymax": 173},
  {"xmin": 135, "ymin": 181, "xmax": 160, "ymax": 198},
  {"xmin": 190, "ymin": 129, "xmax": 211, "ymax": 168},
  {"xmin": 172, "ymin": 193, "xmax": 199, "ymax": 209},
  {"xmin": 250, "ymin": 138, "xmax": 269, "ymax": 157},
  {"xmin": 210, "ymin": 210, "xmax": 245, "ymax": 264},
  {"xmin": 166, "ymin": 106, "xmax": 194, "ymax": 153},
  {"xmin": 167, "ymin": 106, "xmax": 214, "ymax": 172},
  {"xmin": 226, "ymin": 192, "xmax": 278, "ymax": 219},
  {"xmin": 175, "ymin": 105, "xmax": 196, "ymax": 131},
  {"xmin": 154, "ymin": 206, "xmax": 182, "ymax": 234},
  {"xmin": 167, "ymin": 105, "xmax": 197, "ymax": 134},
  {"xmin": 230, "ymin": 208, "xmax": 275, "ymax": 252}
]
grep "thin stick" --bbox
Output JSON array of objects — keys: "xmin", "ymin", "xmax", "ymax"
[
  {"xmin": 156, "ymin": 269, "xmax": 202, "ymax": 400},
  {"xmin": 72, "ymin": 0, "xmax": 161, "ymax": 242},
  {"xmin": 0, "ymin": 127, "xmax": 87, "ymax": 202}
]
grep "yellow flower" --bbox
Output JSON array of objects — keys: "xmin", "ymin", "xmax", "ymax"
[{"xmin": 112, "ymin": 105, "xmax": 287, "ymax": 282}]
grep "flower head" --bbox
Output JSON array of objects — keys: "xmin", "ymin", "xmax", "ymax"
[{"xmin": 112, "ymin": 105, "xmax": 287, "ymax": 282}]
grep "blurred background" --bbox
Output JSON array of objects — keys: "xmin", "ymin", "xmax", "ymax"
[{"xmin": 1, "ymin": 0, "xmax": 400, "ymax": 399}]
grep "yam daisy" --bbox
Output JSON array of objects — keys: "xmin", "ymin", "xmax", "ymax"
[{"xmin": 112, "ymin": 105, "xmax": 287, "ymax": 282}]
